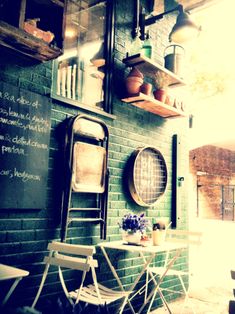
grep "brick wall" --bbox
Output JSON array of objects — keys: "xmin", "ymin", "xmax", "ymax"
[
  {"xmin": 0, "ymin": 1, "xmax": 189, "ymax": 312},
  {"xmin": 190, "ymin": 145, "xmax": 235, "ymax": 219}
]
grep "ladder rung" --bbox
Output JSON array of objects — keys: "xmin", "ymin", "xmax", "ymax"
[
  {"xmin": 68, "ymin": 208, "xmax": 101, "ymax": 212},
  {"xmin": 68, "ymin": 218, "xmax": 104, "ymax": 223}
]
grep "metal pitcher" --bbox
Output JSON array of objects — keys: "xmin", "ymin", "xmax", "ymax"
[{"xmin": 164, "ymin": 45, "xmax": 185, "ymax": 78}]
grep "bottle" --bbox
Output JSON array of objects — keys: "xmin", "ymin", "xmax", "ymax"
[
  {"xmin": 141, "ymin": 31, "xmax": 152, "ymax": 59},
  {"xmin": 129, "ymin": 31, "xmax": 142, "ymax": 56}
]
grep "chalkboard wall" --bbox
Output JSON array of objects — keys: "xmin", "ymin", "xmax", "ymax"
[{"xmin": 0, "ymin": 82, "xmax": 51, "ymax": 209}]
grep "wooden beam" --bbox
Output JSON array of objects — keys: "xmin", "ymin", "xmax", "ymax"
[{"xmin": 0, "ymin": 21, "xmax": 62, "ymax": 61}]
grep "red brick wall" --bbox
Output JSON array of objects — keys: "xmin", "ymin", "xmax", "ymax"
[{"xmin": 190, "ymin": 145, "xmax": 235, "ymax": 219}]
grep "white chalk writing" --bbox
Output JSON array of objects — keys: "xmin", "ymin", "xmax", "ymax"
[
  {"xmin": 0, "ymin": 133, "xmax": 48, "ymax": 150},
  {"xmin": 0, "ymin": 116, "xmax": 50, "ymax": 133},
  {"xmin": 0, "ymin": 167, "xmax": 41, "ymax": 182},
  {"xmin": 0, "ymin": 91, "xmax": 41, "ymax": 108},
  {"xmin": 1, "ymin": 144, "xmax": 25, "ymax": 156},
  {"xmin": 14, "ymin": 168, "xmax": 41, "ymax": 182}
]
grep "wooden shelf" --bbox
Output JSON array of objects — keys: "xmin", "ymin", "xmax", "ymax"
[
  {"xmin": 123, "ymin": 54, "xmax": 186, "ymax": 88},
  {"xmin": 121, "ymin": 93, "xmax": 187, "ymax": 118},
  {"xmin": 0, "ymin": 21, "xmax": 62, "ymax": 61}
]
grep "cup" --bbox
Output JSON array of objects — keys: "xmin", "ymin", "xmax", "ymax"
[{"xmin": 152, "ymin": 229, "xmax": 166, "ymax": 246}]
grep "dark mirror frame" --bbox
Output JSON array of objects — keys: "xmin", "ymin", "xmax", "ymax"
[{"xmin": 51, "ymin": 0, "xmax": 115, "ymax": 117}]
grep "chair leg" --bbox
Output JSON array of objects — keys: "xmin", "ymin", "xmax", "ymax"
[
  {"xmin": 31, "ymin": 263, "xmax": 50, "ymax": 308},
  {"xmin": 2, "ymin": 278, "xmax": 22, "ymax": 306},
  {"xmin": 158, "ymin": 289, "xmax": 172, "ymax": 313},
  {"xmin": 58, "ymin": 266, "xmax": 74, "ymax": 306},
  {"xmin": 146, "ymin": 286, "xmax": 159, "ymax": 314},
  {"xmin": 147, "ymin": 287, "xmax": 172, "ymax": 314},
  {"xmin": 229, "ymin": 300, "xmax": 235, "ymax": 314},
  {"xmin": 144, "ymin": 270, "xmax": 149, "ymax": 303},
  {"xmin": 178, "ymin": 275, "xmax": 196, "ymax": 314}
]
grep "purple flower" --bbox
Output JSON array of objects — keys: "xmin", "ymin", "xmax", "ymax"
[{"xmin": 119, "ymin": 213, "xmax": 149, "ymax": 233}]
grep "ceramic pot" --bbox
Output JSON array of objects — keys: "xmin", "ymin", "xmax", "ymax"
[
  {"xmin": 140, "ymin": 83, "xmax": 152, "ymax": 96},
  {"xmin": 125, "ymin": 76, "xmax": 143, "ymax": 95},
  {"xmin": 153, "ymin": 89, "xmax": 167, "ymax": 103},
  {"xmin": 127, "ymin": 67, "xmax": 144, "ymax": 79},
  {"xmin": 122, "ymin": 231, "xmax": 142, "ymax": 244}
]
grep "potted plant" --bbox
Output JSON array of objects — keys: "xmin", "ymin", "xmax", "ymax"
[
  {"xmin": 153, "ymin": 71, "xmax": 170, "ymax": 103},
  {"xmin": 119, "ymin": 213, "xmax": 149, "ymax": 244}
]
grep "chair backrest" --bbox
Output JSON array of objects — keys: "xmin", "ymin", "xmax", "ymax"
[
  {"xmin": 166, "ymin": 229, "xmax": 202, "ymax": 246},
  {"xmin": 44, "ymin": 242, "xmax": 98, "ymax": 272}
]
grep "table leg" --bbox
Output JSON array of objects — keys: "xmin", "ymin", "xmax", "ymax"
[
  {"xmin": 2, "ymin": 277, "xmax": 22, "ymax": 306},
  {"xmin": 139, "ymin": 252, "xmax": 170, "ymax": 313},
  {"xmin": 119, "ymin": 252, "xmax": 156, "ymax": 314},
  {"xmin": 138, "ymin": 248, "xmax": 183, "ymax": 314},
  {"xmin": 100, "ymin": 246, "xmax": 136, "ymax": 314}
]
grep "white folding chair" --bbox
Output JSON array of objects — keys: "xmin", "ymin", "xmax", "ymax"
[
  {"xmin": 31, "ymin": 242, "xmax": 129, "ymax": 311},
  {"xmin": 229, "ymin": 270, "xmax": 235, "ymax": 314},
  {"xmin": 145, "ymin": 229, "xmax": 203, "ymax": 314}
]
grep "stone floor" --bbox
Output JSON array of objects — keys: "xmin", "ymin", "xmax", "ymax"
[
  {"xmin": 151, "ymin": 285, "xmax": 232, "ymax": 313},
  {"xmin": 150, "ymin": 219, "xmax": 235, "ymax": 313}
]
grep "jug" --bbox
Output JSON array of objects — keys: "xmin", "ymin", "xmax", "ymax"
[{"xmin": 164, "ymin": 45, "xmax": 185, "ymax": 78}]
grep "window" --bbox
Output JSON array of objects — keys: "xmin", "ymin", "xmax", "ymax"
[{"xmin": 51, "ymin": 0, "xmax": 114, "ymax": 116}]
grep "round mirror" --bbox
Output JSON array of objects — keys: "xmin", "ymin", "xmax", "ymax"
[{"xmin": 128, "ymin": 146, "xmax": 168, "ymax": 207}]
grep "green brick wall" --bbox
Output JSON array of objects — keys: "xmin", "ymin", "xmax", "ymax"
[{"xmin": 0, "ymin": 1, "xmax": 189, "ymax": 312}]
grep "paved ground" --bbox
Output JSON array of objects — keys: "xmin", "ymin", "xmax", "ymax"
[
  {"xmin": 151, "ymin": 285, "xmax": 232, "ymax": 313},
  {"xmin": 151, "ymin": 219, "xmax": 234, "ymax": 313}
]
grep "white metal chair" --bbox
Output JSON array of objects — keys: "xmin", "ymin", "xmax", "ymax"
[
  {"xmin": 31, "ymin": 242, "xmax": 129, "ymax": 311},
  {"xmin": 229, "ymin": 270, "xmax": 235, "ymax": 314},
  {"xmin": 145, "ymin": 229, "xmax": 203, "ymax": 313}
]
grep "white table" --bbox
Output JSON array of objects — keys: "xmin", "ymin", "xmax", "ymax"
[
  {"xmin": 0, "ymin": 264, "xmax": 29, "ymax": 306},
  {"xmin": 98, "ymin": 240, "xmax": 186, "ymax": 314}
]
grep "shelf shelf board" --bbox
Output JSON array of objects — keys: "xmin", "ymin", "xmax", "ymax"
[
  {"xmin": 123, "ymin": 53, "xmax": 186, "ymax": 88},
  {"xmin": 0, "ymin": 21, "xmax": 62, "ymax": 62},
  {"xmin": 121, "ymin": 93, "xmax": 187, "ymax": 118}
]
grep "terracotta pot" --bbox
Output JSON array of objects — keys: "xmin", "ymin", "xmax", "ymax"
[
  {"xmin": 24, "ymin": 22, "xmax": 54, "ymax": 43},
  {"xmin": 125, "ymin": 76, "xmax": 143, "ymax": 95},
  {"xmin": 181, "ymin": 100, "xmax": 186, "ymax": 111},
  {"xmin": 173, "ymin": 98, "xmax": 181, "ymax": 109},
  {"xmin": 165, "ymin": 94, "xmax": 174, "ymax": 106},
  {"xmin": 153, "ymin": 89, "xmax": 167, "ymax": 103},
  {"xmin": 127, "ymin": 67, "xmax": 144, "ymax": 79},
  {"xmin": 140, "ymin": 83, "xmax": 152, "ymax": 96}
]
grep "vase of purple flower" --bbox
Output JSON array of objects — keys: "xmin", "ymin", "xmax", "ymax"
[{"xmin": 119, "ymin": 213, "xmax": 149, "ymax": 244}]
